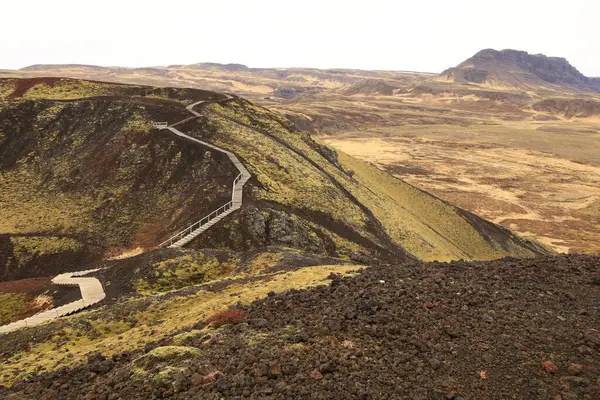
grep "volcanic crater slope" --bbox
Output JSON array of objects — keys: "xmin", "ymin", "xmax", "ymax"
[
  {"xmin": 0, "ymin": 77, "xmax": 237, "ymax": 281},
  {"xmin": 0, "ymin": 76, "xmax": 550, "ymax": 282}
]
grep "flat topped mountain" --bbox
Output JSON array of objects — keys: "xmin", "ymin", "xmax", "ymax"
[{"xmin": 437, "ymin": 48, "xmax": 596, "ymax": 92}]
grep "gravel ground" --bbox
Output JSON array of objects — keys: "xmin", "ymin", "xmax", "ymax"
[{"xmin": 2, "ymin": 254, "xmax": 599, "ymax": 400}]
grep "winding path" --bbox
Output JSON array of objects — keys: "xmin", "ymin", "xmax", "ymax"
[
  {"xmin": 0, "ymin": 93, "xmax": 251, "ymax": 334},
  {"xmin": 156, "ymin": 96, "xmax": 251, "ymax": 248}
]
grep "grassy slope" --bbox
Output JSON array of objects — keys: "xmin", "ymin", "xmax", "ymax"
[
  {"xmin": 0, "ymin": 77, "xmax": 554, "ymax": 386},
  {"xmin": 0, "ymin": 293, "xmax": 31, "ymax": 325},
  {"xmin": 197, "ymin": 100, "xmax": 548, "ymax": 261},
  {"xmin": 337, "ymin": 152, "xmax": 538, "ymax": 260}
]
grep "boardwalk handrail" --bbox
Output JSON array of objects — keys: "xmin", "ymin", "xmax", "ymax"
[
  {"xmin": 158, "ymin": 173, "xmax": 242, "ymax": 248},
  {"xmin": 158, "ymin": 200, "xmax": 234, "ymax": 248}
]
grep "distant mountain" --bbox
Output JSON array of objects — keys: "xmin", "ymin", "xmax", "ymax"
[
  {"xmin": 437, "ymin": 49, "xmax": 598, "ymax": 92},
  {"xmin": 183, "ymin": 62, "xmax": 251, "ymax": 72},
  {"xmin": 590, "ymin": 77, "xmax": 600, "ymax": 92},
  {"xmin": 20, "ymin": 64, "xmax": 109, "ymax": 71}
]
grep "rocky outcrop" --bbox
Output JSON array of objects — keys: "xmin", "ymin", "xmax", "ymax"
[
  {"xmin": 241, "ymin": 206, "xmax": 327, "ymax": 254},
  {"xmin": 4, "ymin": 254, "xmax": 599, "ymax": 399},
  {"xmin": 475, "ymin": 49, "xmax": 588, "ymax": 84}
]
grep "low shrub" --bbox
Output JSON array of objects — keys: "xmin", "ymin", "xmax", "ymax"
[{"xmin": 204, "ymin": 308, "xmax": 248, "ymax": 328}]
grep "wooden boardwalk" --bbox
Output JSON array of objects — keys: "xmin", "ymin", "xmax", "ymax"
[{"xmin": 0, "ymin": 269, "xmax": 105, "ymax": 334}]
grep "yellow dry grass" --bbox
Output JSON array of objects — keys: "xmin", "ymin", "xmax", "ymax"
[{"xmin": 0, "ymin": 264, "xmax": 358, "ymax": 386}]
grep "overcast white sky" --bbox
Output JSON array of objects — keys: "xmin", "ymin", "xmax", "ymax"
[{"xmin": 1, "ymin": 0, "xmax": 598, "ymax": 75}]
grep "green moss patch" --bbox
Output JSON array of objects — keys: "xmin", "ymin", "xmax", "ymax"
[
  {"xmin": 132, "ymin": 345, "xmax": 201, "ymax": 372},
  {"xmin": 0, "ymin": 293, "xmax": 31, "ymax": 325},
  {"xmin": 133, "ymin": 253, "xmax": 235, "ymax": 294}
]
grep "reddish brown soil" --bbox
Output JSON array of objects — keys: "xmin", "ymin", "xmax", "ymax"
[
  {"xmin": 9, "ymin": 77, "xmax": 61, "ymax": 98},
  {"xmin": 3, "ymin": 254, "xmax": 598, "ymax": 399},
  {"xmin": 0, "ymin": 277, "xmax": 51, "ymax": 294}
]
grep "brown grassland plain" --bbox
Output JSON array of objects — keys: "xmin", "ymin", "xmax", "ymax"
[{"xmin": 317, "ymin": 94, "xmax": 600, "ymax": 255}]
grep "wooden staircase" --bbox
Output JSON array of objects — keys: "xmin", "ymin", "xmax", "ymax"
[
  {"xmin": 0, "ymin": 93, "xmax": 247, "ymax": 334},
  {"xmin": 0, "ymin": 269, "xmax": 105, "ymax": 334}
]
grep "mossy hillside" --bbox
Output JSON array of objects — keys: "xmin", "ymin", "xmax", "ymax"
[
  {"xmin": 22, "ymin": 80, "xmax": 120, "ymax": 100},
  {"xmin": 0, "ymin": 293, "xmax": 31, "ymax": 325},
  {"xmin": 0, "ymin": 234, "xmax": 98, "ymax": 281},
  {"xmin": 0, "ymin": 95, "xmax": 234, "ymax": 278},
  {"xmin": 0, "ymin": 168, "xmax": 98, "ymax": 235},
  {"xmin": 196, "ymin": 99, "xmax": 548, "ymax": 261},
  {"xmin": 186, "ymin": 101, "xmax": 398, "ymax": 260},
  {"xmin": 9, "ymin": 236, "xmax": 83, "ymax": 268},
  {"xmin": 0, "ymin": 77, "xmax": 223, "ymax": 103},
  {"xmin": 3, "ymin": 236, "xmax": 86, "ymax": 280},
  {"xmin": 96, "ymin": 247, "xmax": 347, "ymax": 297},
  {"xmin": 0, "ymin": 264, "xmax": 358, "ymax": 385},
  {"xmin": 206, "ymin": 104, "xmax": 367, "ymax": 227},
  {"xmin": 0, "ymin": 79, "xmax": 15, "ymax": 100},
  {"xmin": 132, "ymin": 253, "xmax": 236, "ymax": 294},
  {"xmin": 336, "ymin": 152, "xmax": 545, "ymax": 260},
  {"xmin": 244, "ymin": 251, "xmax": 283, "ymax": 274}
]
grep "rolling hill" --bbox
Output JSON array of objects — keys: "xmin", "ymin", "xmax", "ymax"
[
  {"xmin": 0, "ymin": 59, "xmax": 598, "ymax": 400},
  {"xmin": 0, "ymin": 76, "xmax": 558, "ymax": 387}
]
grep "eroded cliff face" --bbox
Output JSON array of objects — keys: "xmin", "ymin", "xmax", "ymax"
[{"xmin": 474, "ymin": 49, "xmax": 589, "ymax": 84}]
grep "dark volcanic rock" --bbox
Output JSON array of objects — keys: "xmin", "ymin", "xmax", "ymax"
[{"xmin": 3, "ymin": 254, "xmax": 599, "ymax": 399}]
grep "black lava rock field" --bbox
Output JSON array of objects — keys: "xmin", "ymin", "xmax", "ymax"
[{"xmin": 2, "ymin": 254, "xmax": 599, "ymax": 400}]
